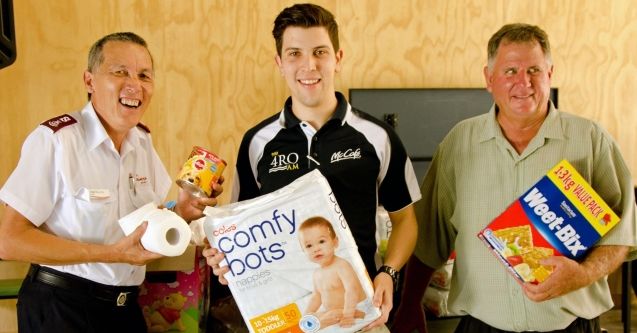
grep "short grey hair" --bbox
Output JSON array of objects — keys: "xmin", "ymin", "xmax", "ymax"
[{"xmin": 87, "ymin": 32, "xmax": 153, "ymax": 73}]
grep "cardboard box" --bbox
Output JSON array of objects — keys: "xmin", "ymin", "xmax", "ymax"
[
  {"xmin": 139, "ymin": 246, "xmax": 210, "ymax": 333},
  {"xmin": 147, "ymin": 245, "xmax": 197, "ymax": 272},
  {"xmin": 478, "ymin": 159, "xmax": 620, "ymax": 284}
]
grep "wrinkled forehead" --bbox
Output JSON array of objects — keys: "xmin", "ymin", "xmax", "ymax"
[
  {"xmin": 100, "ymin": 41, "xmax": 154, "ymax": 71},
  {"xmin": 490, "ymin": 40, "xmax": 551, "ymax": 68},
  {"xmin": 496, "ymin": 40, "xmax": 550, "ymax": 62}
]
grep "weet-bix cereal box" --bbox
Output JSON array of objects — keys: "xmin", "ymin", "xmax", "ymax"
[
  {"xmin": 478, "ymin": 159, "xmax": 620, "ymax": 284},
  {"xmin": 202, "ymin": 170, "xmax": 381, "ymax": 333}
]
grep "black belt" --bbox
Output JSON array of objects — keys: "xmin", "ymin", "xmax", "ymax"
[
  {"xmin": 457, "ymin": 316, "xmax": 600, "ymax": 333},
  {"xmin": 27, "ymin": 264, "xmax": 139, "ymax": 307}
]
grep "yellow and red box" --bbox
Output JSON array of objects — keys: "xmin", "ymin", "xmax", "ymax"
[{"xmin": 478, "ymin": 159, "xmax": 620, "ymax": 284}]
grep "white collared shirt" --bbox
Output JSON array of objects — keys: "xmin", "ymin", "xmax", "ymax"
[{"xmin": 0, "ymin": 102, "xmax": 171, "ymax": 286}]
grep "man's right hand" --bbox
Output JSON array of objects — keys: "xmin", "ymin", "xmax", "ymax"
[
  {"xmin": 202, "ymin": 240, "xmax": 229, "ymax": 284},
  {"xmin": 113, "ymin": 221, "xmax": 163, "ymax": 265}
]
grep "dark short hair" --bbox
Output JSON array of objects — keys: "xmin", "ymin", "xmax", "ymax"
[
  {"xmin": 272, "ymin": 3, "xmax": 339, "ymax": 56},
  {"xmin": 487, "ymin": 23, "xmax": 551, "ymax": 69},
  {"xmin": 87, "ymin": 32, "xmax": 153, "ymax": 73}
]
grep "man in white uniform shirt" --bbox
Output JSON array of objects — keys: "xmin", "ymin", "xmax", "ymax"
[{"xmin": 0, "ymin": 32, "xmax": 221, "ymax": 333}]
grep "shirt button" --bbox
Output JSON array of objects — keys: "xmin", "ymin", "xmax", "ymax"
[
  {"xmin": 313, "ymin": 137, "xmax": 318, "ymax": 142},
  {"xmin": 312, "ymin": 153, "xmax": 318, "ymax": 157}
]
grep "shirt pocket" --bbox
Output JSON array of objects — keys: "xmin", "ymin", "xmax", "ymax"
[
  {"xmin": 129, "ymin": 181, "xmax": 160, "ymax": 209},
  {"xmin": 72, "ymin": 188, "xmax": 116, "ymax": 243}
]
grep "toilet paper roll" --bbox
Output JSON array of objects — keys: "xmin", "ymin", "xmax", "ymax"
[
  {"xmin": 119, "ymin": 203, "xmax": 157, "ymax": 235},
  {"xmin": 118, "ymin": 202, "xmax": 192, "ymax": 257}
]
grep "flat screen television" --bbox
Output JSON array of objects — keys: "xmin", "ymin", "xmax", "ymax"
[{"xmin": 349, "ymin": 88, "xmax": 558, "ymax": 181}]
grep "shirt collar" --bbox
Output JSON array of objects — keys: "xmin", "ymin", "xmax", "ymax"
[
  {"xmin": 81, "ymin": 102, "xmax": 142, "ymax": 153},
  {"xmin": 282, "ymin": 91, "xmax": 349, "ymax": 129},
  {"xmin": 479, "ymin": 101, "xmax": 564, "ymax": 143}
]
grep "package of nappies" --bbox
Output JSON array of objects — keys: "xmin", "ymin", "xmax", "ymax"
[{"xmin": 203, "ymin": 170, "xmax": 380, "ymax": 333}]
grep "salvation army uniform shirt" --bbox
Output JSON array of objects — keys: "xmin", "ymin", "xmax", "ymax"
[
  {"xmin": 0, "ymin": 102, "xmax": 171, "ymax": 286},
  {"xmin": 231, "ymin": 92, "xmax": 421, "ymax": 275}
]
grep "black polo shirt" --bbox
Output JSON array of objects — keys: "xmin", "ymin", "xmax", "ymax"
[{"xmin": 232, "ymin": 92, "xmax": 420, "ymax": 275}]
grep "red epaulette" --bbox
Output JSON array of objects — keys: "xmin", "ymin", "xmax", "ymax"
[
  {"xmin": 136, "ymin": 122, "xmax": 151, "ymax": 133},
  {"xmin": 40, "ymin": 114, "xmax": 77, "ymax": 133}
]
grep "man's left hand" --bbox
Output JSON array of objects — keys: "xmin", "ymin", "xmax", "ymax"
[
  {"xmin": 175, "ymin": 178, "xmax": 224, "ymax": 221},
  {"xmin": 362, "ymin": 272, "xmax": 393, "ymax": 330},
  {"xmin": 522, "ymin": 256, "xmax": 590, "ymax": 302}
]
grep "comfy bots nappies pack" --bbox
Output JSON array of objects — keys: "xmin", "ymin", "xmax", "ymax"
[{"xmin": 202, "ymin": 170, "xmax": 380, "ymax": 333}]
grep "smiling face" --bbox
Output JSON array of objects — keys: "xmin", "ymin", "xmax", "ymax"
[
  {"xmin": 484, "ymin": 40, "xmax": 553, "ymax": 123},
  {"xmin": 299, "ymin": 225, "xmax": 339, "ymax": 267},
  {"xmin": 83, "ymin": 40, "xmax": 154, "ymax": 146},
  {"xmin": 275, "ymin": 26, "xmax": 342, "ymax": 113}
]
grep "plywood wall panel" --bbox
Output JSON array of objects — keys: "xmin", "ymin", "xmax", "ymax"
[
  {"xmin": 0, "ymin": 2, "xmax": 635, "ymax": 328},
  {"xmin": 1, "ymin": 0, "xmax": 635, "ymax": 206}
]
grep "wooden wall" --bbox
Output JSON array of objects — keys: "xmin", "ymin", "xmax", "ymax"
[
  {"xmin": 1, "ymin": 1, "xmax": 636, "ymax": 331},
  {"xmin": 1, "ymin": 0, "xmax": 636, "ymax": 200},
  {"xmin": 1, "ymin": 0, "xmax": 636, "ymax": 203}
]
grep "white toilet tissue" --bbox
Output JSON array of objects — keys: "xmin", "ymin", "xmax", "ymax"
[{"xmin": 118, "ymin": 202, "xmax": 192, "ymax": 257}]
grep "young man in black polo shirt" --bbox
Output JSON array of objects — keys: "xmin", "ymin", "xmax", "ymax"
[{"xmin": 204, "ymin": 3, "xmax": 420, "ymax": 332}]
